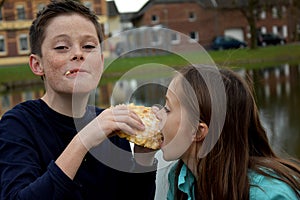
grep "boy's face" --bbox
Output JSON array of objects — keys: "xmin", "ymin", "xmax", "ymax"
[{"xmin": 37, "ymin": 13, "xmax": 103, "ymax": 95}]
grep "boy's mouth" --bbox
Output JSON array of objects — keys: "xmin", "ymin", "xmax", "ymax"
[{"xmin": 65, "ymin": 69, "xmax": 80, "ymax": 76}]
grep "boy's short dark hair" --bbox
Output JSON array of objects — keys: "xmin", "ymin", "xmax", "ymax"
[{"xmin": 29, "ymin": 0, "xmax": 104, "ymax": 56}]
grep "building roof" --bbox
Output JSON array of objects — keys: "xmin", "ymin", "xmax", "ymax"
[{"xmin": 119, "ymin": 0, "xmax": 213, "ymax": 22}]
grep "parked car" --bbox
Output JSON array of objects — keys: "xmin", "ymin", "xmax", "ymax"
[
  {"xmin": 257, "ymin": 33, "xmax": 286, "ymax": 46},
  {"xmin": 211, "ymin": 36, "xmax": 247, "ymax": 50}
]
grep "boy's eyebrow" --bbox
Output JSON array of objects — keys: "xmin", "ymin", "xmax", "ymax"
[
  {"xmin": 52, "ymin": 34, "xmax": 98, "ymax": 41},
  {"xmin": 52, "ymin": 34, "xmax": 69, "ymax": 40}
]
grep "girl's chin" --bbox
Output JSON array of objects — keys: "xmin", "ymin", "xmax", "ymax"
[{"xmin": 161, "ymin": 146, "xmax": 177, "ymax": 162}]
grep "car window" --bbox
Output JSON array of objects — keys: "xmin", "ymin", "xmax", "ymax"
[{"xmin": 224, "ymin": 36, "xmax": 232, "ymax": 42}]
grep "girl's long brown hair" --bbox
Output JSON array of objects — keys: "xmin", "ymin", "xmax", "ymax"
[{"xmin": 174, "ymin": 65, "xmax": 300, "ymax": 200}]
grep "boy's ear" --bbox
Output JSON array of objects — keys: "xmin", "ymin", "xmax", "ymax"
[
  {"xmin": 29, "ymin": 54, "xmax": 44, "ymax": 76},
  {"xmin": 193, "ymin": 122, "xmax": 208, "ymax": 142}
]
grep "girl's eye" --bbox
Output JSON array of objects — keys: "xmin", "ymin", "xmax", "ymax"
[{"xmin": 163, "ymin": 106, "xmax": 170, "ymax": 113}]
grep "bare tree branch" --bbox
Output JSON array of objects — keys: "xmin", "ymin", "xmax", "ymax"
[
  {"xmin": 213, "ymin": 0, "xmax": 289, "ymax": 49},
  {"xmin": 0, "ymin": 0, "xmax": 5, "ymax": 8}
]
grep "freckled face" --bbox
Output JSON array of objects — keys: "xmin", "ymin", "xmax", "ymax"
[
  {"xmin": 39, "ymin": 14, "xmax": 103, "ymax": 95},
  {"xmin": 157, "ymin": 78, "xmax": 195, "ymax": 161}
]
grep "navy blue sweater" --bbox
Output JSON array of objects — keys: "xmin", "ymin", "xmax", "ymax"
[{"xmin": 0, "ymin": 99, "xmax": 156, "ymax": 200}]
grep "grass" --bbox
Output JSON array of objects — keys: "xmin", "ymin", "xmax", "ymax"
[
  {"xmin": 0, "ymin": 65, "xmax": 39, "ymax": 83},
  {"xmin": 1, "ymin": 44, "xmax": 300, "ymax": 84},
  {"xmin": 208, "ymin": 44, "xmax": 300, "ymax": 69}
]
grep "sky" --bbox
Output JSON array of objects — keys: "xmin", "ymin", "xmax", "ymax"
[{"xmin": 107, "ymin": 0, "xmax": 149, "ymax": 13}]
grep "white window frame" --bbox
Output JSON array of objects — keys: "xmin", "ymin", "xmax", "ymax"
[
  {"xmin": 188, "ymin": 11, "xmax": 196, "ymax": 22},
  {"xmin": 282, "ymin": 25, "xmax": 288, "ymax": 38},
  {"xmin": 151, "ymin": 14, "xmax": 159, "ymax": 24},
  {"xmin": 0, "ymin": 35, "xmax": 6, "ymax": 55},
  {"xmin": 261, "ymin": 26, "xmax": 267, "ymax": 34},
  {"xmin": 171, "ymin": 32, "xmax": 181, "ymax": 45},
  {"xmin": 151, "ymin": 29, "xmax": 161, "ymax": 46},
  {"xmin": 260, "ymin": 10, "xmax": 266, "ymax": 19},
  {"xmin": 272, "ymin": 26, "xmax": 278, "ymax": 35},
  {"xmin": 16, "ymin": 5, "xmax": 26, "ymax": 20},
  {"xmin": 272, "ymin": 6, "xmax": 278, "ymax": 19},
  {"xmin": 189, "ymin": 31, "xmax": 199, "ymax": 43},
  {"xmin": 18, "ymin": 34, "xmax": 29, "ymax": 54}
]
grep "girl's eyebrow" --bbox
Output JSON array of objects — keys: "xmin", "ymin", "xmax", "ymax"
[
  {"xmin": 165, "ymin": 95, "xmax": 172, "ymax": 107},
  {"xmin": 165, "ymin": 96, "xmax": 169, "ymax": 103}
]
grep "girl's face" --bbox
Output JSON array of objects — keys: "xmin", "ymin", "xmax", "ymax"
[
  {"xmin": 32, "ymin": 13, "xmax": 103, "ymax": 96},
  {"xmin": 156, "ymin": 78, "xmax": 196, "ymax": 161}
]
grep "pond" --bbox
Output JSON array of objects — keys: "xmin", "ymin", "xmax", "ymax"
[{"xmin": 0, "ymin": 63, "xmax": 299, "ymax": 159}]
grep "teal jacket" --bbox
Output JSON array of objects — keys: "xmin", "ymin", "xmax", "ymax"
[{"xmin": 167, "ymin": 162, "xmax": 299, "ymax": 200}]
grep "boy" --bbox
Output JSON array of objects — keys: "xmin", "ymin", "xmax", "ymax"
[{"xmin": 0, "ymin": 0, "xmax": 157, "ymax": 199}]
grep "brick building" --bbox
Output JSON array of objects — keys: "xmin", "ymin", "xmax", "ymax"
[
  {"xmin": 0, "ymin": 0, "xmax": 107, "ymax": 65},
  {"xmin": 119, "ymin": 0, "xmax": 299, "ymax": 49}
]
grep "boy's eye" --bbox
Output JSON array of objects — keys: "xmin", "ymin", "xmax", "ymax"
[
  {"xmin": 54, "ymin": 46, "xmax": 68, "ymax": 50},
  {"xmin": 83, "ymin": 45, "xmax": 96, "ymax": 49}
]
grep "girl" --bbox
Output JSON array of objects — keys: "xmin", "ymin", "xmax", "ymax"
[{"xmin": 156, "ymin": 65, "xmax": 300, "ymax": 200}]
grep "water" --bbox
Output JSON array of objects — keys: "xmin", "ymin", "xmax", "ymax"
[{"xmin": 1, "ymin": 63, "xmax": 300, "ymax": 159}]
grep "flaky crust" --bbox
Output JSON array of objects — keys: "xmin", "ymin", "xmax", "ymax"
[{"xmin": 115, "ymin": 103, "xmax": 162, "ymax": 150}]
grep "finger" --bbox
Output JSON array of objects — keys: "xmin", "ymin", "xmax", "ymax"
[
  {"xmin": 112, "ymin": 107, "xmax": 144, "ymax": 126},
  {"xmin": 113, "ymin": 115, "xmax": 145, "ymax": 131},
  {"xmin": 114, "ymin": 122, "xmax": 137, "ymax": 135},
  {"xmin": 151, "ymin": 104, "xmax": 162, "ymax": 114}
]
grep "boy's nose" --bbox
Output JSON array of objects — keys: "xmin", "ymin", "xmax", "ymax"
[
  {"xmin": 72, "ymin": 46, "xmax": 84, "ymax": 61},
  {"xmin": 72, "ymin": 55, "xmax": 84, "ymax": 61}
]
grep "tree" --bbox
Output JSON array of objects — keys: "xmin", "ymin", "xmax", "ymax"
[
  {"xmin": 0, "ymin": 0, "xmax": 5, "ymax": 8},
  {"xmin": 289, "ymin": 0, "xmax": 300, "ymax": 41},
  {"xmin": 213, "ymin": 0, "xmax": 287, "ymax": 49}
]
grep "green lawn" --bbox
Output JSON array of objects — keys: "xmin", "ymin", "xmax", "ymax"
[{"xmin": 1, "ymin": 44, "xmax": 300, "ymax": 84}]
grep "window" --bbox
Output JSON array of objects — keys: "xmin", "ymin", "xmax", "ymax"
[
  {"xmin": 261, "ymin": 26, "xmax": 267, "ymax": 34},
  {"xmin": 189, "ymin": 31, "xmax": 199, "ymax": 42},
  {"xmin": 16, "ymin": 5, "xmax": 26, "ymax": 20},
  {"xmin": 282, "ymin": 25, "xmax": 288, "ymax": 38},
  {"xmin": 0, "ymin": 36, "xmax": 5, "ymax": 53},
  {"xmin": 272, "ymin": 26, "xmax": 278, "ymax": 35},
  {"xmin": 19, "ymin": 34, "xmax": 29, "ymax": 52},
  {"xmin": 272, "ymin": 7, "xmax": 278, "ymax": 19},
  {"xmin": 171, "ymin": 33, "xmax": 180, "ymax": 44},
  {"xmin": 37, "ymin": 3, "xmax": 46, "ymax": 12},
  {"xmin": 188, "ymin": 12, "xmax": 196, "ymax": 22},
  {"xmin": 260, "ymin": 10, "xmax": 266, "ymax": 19},
  {"xmin": 281, "ymin": 6, "xmax": 287, "ymax": 17},
  {"xmin": 83, "ymin": 1, "xmax": 93, "ymax": 11},
  {"xmin": 151, "ymin": 29, "xmax": 161, "ymax": 46},
  {"xmin": 151, "ymin": 15, "xmax": 159, "ymax": 24},
  {"xmin": 0, "ymin": 8, "xmax": 3, "ymax": 21}
]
